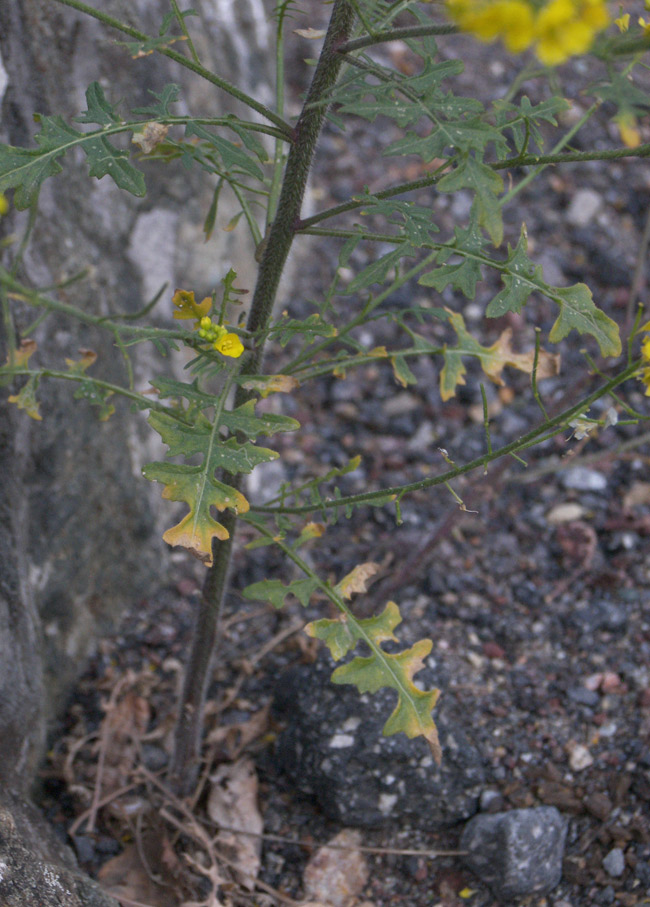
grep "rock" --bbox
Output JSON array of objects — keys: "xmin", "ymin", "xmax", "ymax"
[
  {"xmin": 602, "ymin": 847, "xmax": 626, "ymax": 878},
  {"xmin": 460, "ymin": 806, "xmax": 568, "ymax": 901},
  {"xmin": 302, "ymin": 830, "xmax": 369, "ymax": 907},
  {"xmin": 271, "ymin": 656, "xmax": 484, "ymax": 828},
  {"xmin": 0, "ymin": 794, "xmax": 119, "ymax": 907},
  {"xmin": 559, "ymin": 467, "xmax": 608, "ymax": 492},
  {"xmin": 566, "ymin": 188, "xmax": 602, "ymax": 227}
]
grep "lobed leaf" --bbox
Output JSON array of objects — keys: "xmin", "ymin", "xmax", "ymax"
[
  {"xmin": 142, "ymin": 461, "xmax": 248, "ymax": 565},
  {"xmin": 306, "ymin": 601, "xmax": 441, "ymax": 760},
  {"xmin": 440, "ymin": 309, "xmax": 560, "ymax": 401},
  {"xmin": 437, "ymin": 156, "xmax": 504, "ymax": 246},
  {"xmin": 242, "ymin": 577, "xmax": 319, "ymax": 609}
]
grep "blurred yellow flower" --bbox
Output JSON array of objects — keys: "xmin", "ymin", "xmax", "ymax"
[
  {"xmin": 446, "ymin": 0, "xmax": 610, "ymax": 64},
  {"xmin": 0, "ymin": 194, "xmax": 9, "ymax": 216},
  {"xmin": 614, "ymin": 12, "xmax": 630, "ymax": 32}
]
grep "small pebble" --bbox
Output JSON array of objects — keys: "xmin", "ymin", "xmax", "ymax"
[
  {"xmin": 568, "ymin": 742, "xmax": 594, "ymax": 771},
  {"xmin": 559, "ymin": 467, "xmax": 608, "ymax": 492},
  {"xmin": 566, "ymin": 188, "xmax": 602, "ymax": 227},
  {"xmin": 602, "ymin": 847, "xmax": 625, "ymax": 878}
]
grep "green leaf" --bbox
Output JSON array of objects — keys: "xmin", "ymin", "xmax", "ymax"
[
  {"xmin": 344, "ymin": 245, "xmax": 415, "ymax": 294},
  {"xmin": 384, "ymin": 116, "xmax": 503, "ymax": 161},
  {"xmin": 306, "ymin": 601, "xmax": 441, "ymax": 760},
  {"xmin": 548, "ymin": 284, "xmax": 621, "ymax": 357},
  {"xmin": 492, "ymin": 95, "xmax": 569, "ymax": 153},
  {"xmin": 418, "ymin": 217, "xmax": 486, "ymax": 299},
  {"xmin": 82, "ymin": 134, "xmax": 146, "ymax": 195},
  {"xmin": 184, "ymin": 123, "xmax": 264, "ymax": 180},
  {"xmin": 356, "ymin": 192, "xmax": 439, "ymax": 246},
  {"xmin": 391, "ymin": 355, "xmax": 417, "ymax": 387},
  {"xmin": 132, "ymin": 83, "xmax": 181, "ymax": 118},
  {"xmin": 74, "ymin": 82, "xmax": 121, "ymax": 126},
  {"xmin": 242, "ymin": 577, "xmax": 319, "ymax": 609},
  {"xmin": 269, "ymin": 313, "xmax": 338, "ymax": 347},
  {"xmin": 437, "ymin": 156, "xmax": 503, "ymax": 246},
  {"xmin": 220, "ymin": 398, "xmax": 300, "ymax": 438},
  {"xmin": 147, "ymin": 410, "xmax": 280, "ymax": 472},
  {"xmin": 0, "ymin": 109, "xmax": 145, "ymax": 208},
  {"xmin": 486, "ymin": 227, "xmax": 543, "ymax": 317}
]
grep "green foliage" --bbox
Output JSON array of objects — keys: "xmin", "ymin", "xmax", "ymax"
[{"xmin": 1, "ymin": 0, "xmax": 646, "ymax": 774}]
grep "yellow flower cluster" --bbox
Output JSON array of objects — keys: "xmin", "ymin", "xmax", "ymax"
[
  {"xmin": 198, "ymin": 316, "xmax": 244, "ymax": 359},
  {"xmin": 446, "ymin": 0, "xmax": 610, "ymax": 65},
  {"xmin": 171, "ymin": 288, "xmax": 244, "ymax": 359}
]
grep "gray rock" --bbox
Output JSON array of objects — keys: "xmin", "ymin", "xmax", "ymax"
[
  {"xmin": 566, "ymin": 188, "xmax": 602, "ymax": 227},
  {"xmin": 460, "ymin": 806, "xmax": 568, "ymax": 900},
  {"xmin": 272, "ymin": 656, "xmax": 484, "ymax": 828},
  {"xmin": 559, "ymin": 467, "xmax": 608, "ymax": 491},
  {"xmin": 0, "ymin": 793, "xmax": 119, "ymax": 907},
  {"xmin": 602, "ymin": 847, "xmax": 625, "ymax": 878}
]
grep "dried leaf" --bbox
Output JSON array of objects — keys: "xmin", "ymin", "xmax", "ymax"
[
  {"xmin": 208, "ymin": 757, "xmax": 263, "ymax": 890},
  {"xmin": 335, "ymin": 562, "xmax": 380, "ymax": 599}
]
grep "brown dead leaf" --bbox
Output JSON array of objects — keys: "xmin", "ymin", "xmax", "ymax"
[
  {"xmin": 98, "ymin": 840, "xmax": 178, "ymax": 907},
  {"xmin": 335, "ymin": 563, "xmax": 380, "ymax": 600},
  {"xmin": 132, "ymin": 121, "xmax": 169, "ymax": 154},
  {"xmin": 208, "ymin": 757, "xmax": 263, "ymax": 890},
  {"xmin": 205, "ymin": 705, "xmax": 270, "ymax": 760},
  {"xmin": 303, "ymin": 829, "xmax": 369, "ymax": 907}
]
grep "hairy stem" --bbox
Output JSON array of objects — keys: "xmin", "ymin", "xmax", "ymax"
[{"xmin": 169, "ymin": 0, "xmax": 357, "ymax": 794}]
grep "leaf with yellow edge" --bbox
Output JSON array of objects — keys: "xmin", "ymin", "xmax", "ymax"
[
  {"xmin": 142, "ymin": 461, "xmax": 249, "ymax": 565},
  {"xmin": 171, "ymin": 288, "xmax": 211, "ymax": 322},
  {"xmin": 440, "ymin": 308, "xmax": 560, "ymax": 402},
  {"xmin": 65, "ymin": 348, "xmax": 97, "ymax": 373},
  {"xmin": 305, "ymin": 601, "xmax": 441, "ymax": 761},
  {"xmin": 8, "ymin": 375, "xmax": 42, "ymax": 420},
  {"xmin": 239, "ymin": 374, "xmax": 299, "ymax": 397},
  {"xmin": 335, "ymin": 562, "xmax": 380, "ymax": 599},
  {"xmin": 391, "ymin": 354, "xmax": 417, "ymax": 387},
  {"xmin": 5, "ymin": 338, "xmax": 37, "ymax": 368},
  {"xmin": 293, "ymin": 521, "xmax": 326, "ymax": 548}
]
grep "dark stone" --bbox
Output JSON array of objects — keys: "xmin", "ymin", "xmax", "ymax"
[
  {"xmin": 460, "ymin": 806, "xmax": 568, "ymax": 901},
  {"xmin": 271, "ymin": 656, "xmax": 484, "ymax": 828}
]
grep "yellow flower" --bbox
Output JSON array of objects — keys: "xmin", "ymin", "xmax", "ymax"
[
  {"xmin": 614, "ymin": 12, "xmax": 630, "ymax": 32},
  {"xmin": 214, "ymin": 332, "xmax": 244, "ymax": 358},
  {"xmin": 446, "ymin": 0, "xmax": 610, "ymax": 65},
  {"xmin": 446, "ymin": 0, "xmax": 534, "ymax": 50},
  {"xmin": 617, "ymin": 113, "xmax": 641, "ymax": 148},
  {"xmin": 534, "ymin": 0, "xmax": 610, "ymax": 66},
  {"xmin": 0, "ymin": 194, "xmax": 8, "ymax": 216}
]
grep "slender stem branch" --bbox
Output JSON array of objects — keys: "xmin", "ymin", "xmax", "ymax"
[
  {"xmin": 251, "ymin": 360, "xmax": 642, "ymax": 515},
  {"xmin": 339, "ymin": 22, "xmax": 458, "ymax": 54},
  {"xmin": 168, "ymin": 0, "xmax": 358, "ymax": 793},
  {"xmin": 53, "ymin": 0, "xmax": 292, "ymax": 136}
]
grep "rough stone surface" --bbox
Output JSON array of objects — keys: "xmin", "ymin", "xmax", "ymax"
[
  {"xmin": 460, "ymin": 806, "xmax": 568, "ymax": 901},
  {"xmin": 0, "ymin": 1, "xmax": 279, "ymax": 903},
  {"xmin": 0, "ymin": 794, "xmax": 119, "ymax": 907},
  {"xmin": 271, "ymin": 655, "xmax": 484, "ymax": 828}
]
